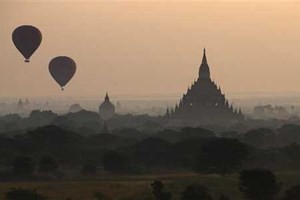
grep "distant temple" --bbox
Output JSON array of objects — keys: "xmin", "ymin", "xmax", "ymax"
[
  {"xmin": 17, "ymin": 99, "xmax": 24, "ymax": 111},
  {"xmin": 168, "ymin": 49, "xmax": 243, "ymax": 125},
  {"xmin": 99, "ymin": 92, "xmax": 115, "ymax": 120}
]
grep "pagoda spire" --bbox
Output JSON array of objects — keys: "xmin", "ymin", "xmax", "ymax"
[
  {"xmin": 202, "ymin": 48, "xmax": 207, "ymax": 64},
  {"xmin": 105, "ymin": 92, "xmax": 109, "ymax": 101},
  {"xmin": 199, "ymin": 48, "xmax": 210, "ymax": 79}
]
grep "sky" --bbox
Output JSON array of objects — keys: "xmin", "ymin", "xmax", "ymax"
[{"xmin": 1, "ymin": 1, "xmax": 300, "ymax": 98}]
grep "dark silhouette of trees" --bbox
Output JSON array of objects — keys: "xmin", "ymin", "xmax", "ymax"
[
  {"xmin": 27, "ymin": 126, "xmax": 83, "ymax": 163},
  {"xmin": 151, "ymin": 180, "xmax": 172, "ymax": 200},
  {"xmin": 243, "ymin": 128, "xmax": 277, "ymax": 148},
  {"xmin": 156, "ymin": 128, "xmax": 215, "ymax": 143},
  {"xmin": 239, "ymin": 168, "xmax": 281, "ymax": 200},
  {"xmin": 220, "ymin": 131, "xmax": 240, "ymax": 139},
  {"xmin": 5, "ymin": 187, "xmax": 47, "ymax": 200},
  {"xmin": 282, "ymin": 183, "xmax": 300, "ymax": 200},
  {"xmin": 38, "ymin": 155, "xmax": 58, "ymax": 174},
  {"xmin": 103, "ymin": 151, "xmax": 130, "ymax": 173},
  {"xmin": 195, "ymin": 138, "xmax": 249, "ymax": 175},
  {"xmin": 278, "ymin": 124, "xmax": 300, "ymax": 146},
  {"xmin": 180, "ymin": 127, "xmax": 215, "ymax": 139},
  {"xmin": 94, "ymin": 192, "xmax": 110, "ymax": 200},
  {"xmin": 219, "ymin": 194, "xmax": 231, "ymax": 200},
  {"xmin": 12, "ymin": 156, "xmax": 35, "ymax": 176},
  {"xmin": 28, "ymin": 110, "xmax": 57, "ymax": 126},
  {"xmin": 28, "ymin": 125, "xmax": 81, "ymax": 146},
  {"xmin": 132, "ymin": 137, "xmax": 173, "ymax": 166},
  {"xmin": 283, "ymin": 143, "xmax": 300, "ymax": 161},
  {"xmin": 181, "ymin": 183, "xmax": 212, "ymax": 200},
  {"xmin": 81, "ymin": 161, "xmax": 97, "ymax": 175},
  {"xmin": 173, "ymin": 138, "xmax": 208, "ymax": 169},
  {"xmin": 115, "ymin": 128, "xmax": 146, "ymax": 140}
]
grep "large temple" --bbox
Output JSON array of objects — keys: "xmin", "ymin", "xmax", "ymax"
[{"xmin": 167, "ymin": 49, "xmax": 243, "ymax": 125}]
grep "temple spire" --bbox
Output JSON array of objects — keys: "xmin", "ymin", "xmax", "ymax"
[
  {"xmin": 199, "ymin": 48, "xmax": 210, "ymax": 79},
  {"xmin": 202, "ymin": 48, "xmax": 207, "ymax": 64},
  {"xmin": 105, "ymin": 92, "xmax": 109, "ymax": 101}
]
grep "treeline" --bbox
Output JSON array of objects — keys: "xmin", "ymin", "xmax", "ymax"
[
  {"xmin": 2, "ymin": 109, "xmax": 300, "ymax": 138},
  {"xmin": 0, "ymin": 124, "xmax": 300, "ymax": 180},
  {"xmin": 0, "ymin": 110, "xmax": 160, "ymax": 135}
]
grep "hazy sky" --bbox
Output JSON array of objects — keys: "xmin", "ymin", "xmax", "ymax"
[{"xmin": 1, "ymin": 1, "xmax": 300, "ymax": 98}]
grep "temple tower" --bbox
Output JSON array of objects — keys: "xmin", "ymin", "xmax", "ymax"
[{"xmin": 168, "ymin": 49, "xmax": 243, "ymax": 124}]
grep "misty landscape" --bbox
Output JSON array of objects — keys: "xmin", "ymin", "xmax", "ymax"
[{"xmin": 2, "ymin": 1, "xmax": 300, "ymax": 200}]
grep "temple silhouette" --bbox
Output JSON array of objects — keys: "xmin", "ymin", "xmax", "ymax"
[
  {"xmin": 99, "ymin": 92, "xmax": 115, "ymax": 120},
  {"xmin": 167, "ymin": 49, "xmax": 244, "ymax": 125}
]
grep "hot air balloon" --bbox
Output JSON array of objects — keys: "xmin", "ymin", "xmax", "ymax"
[
  {"xmin": 12, "ymin": 25, "xmax": 42, "ymax": 63},
  {"xmin": 49, "ymin": 56, "xmax": 76, "ymax": 90}
]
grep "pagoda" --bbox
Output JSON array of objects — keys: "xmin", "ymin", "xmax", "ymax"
[
  {"xmin": 168, "ymin": 49, "xmax": 243, "ymax": 124},
  {"xmin": 99, "ymin": 92, "xmax": 115, "ymax": 120}
]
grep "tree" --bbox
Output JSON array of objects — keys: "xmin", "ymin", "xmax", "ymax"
[
  {"xmin": 94, "ymin": 192, "xmax": 110, "ymax": 200},
  {"xmin": 219, "ymin": 194, "xmax": 231, "ymax": 200},
  {"xmin": 282, "ymin": 184, "xmax": 300, "ymax": 200},
  {"xmin": 283, "ymin": 143, "xmax": 300, "ymax": 161},
  {"xmin": 180, "ymin": 127, "xmax": 215, "ymax": 137},
  {"xmin": 38, "ymin": 155, "xmax": 58, "ymax": 174},
  {"xmin": 151, "ymin": 180, "xmax": 172, "ymax": 200},
  {"xmin": 12, "ymin": 156, "xmax": 35, "ymax": 176},
  {"xmin": 243, "ymin": 128, "xmax": 276, "ymax": 148},
  {"xmin": 278, "ymin": 124, "xmax": 300, "ymax": 146},
  {"xmin": 195, "ymin": 138, "xmax": 249, "ymax": 175},
  {"xmin": 239, "ymin": 169, "xmax": 281, "ymax": 200},
  {"xmin": 103, "ymin": 151, "xmax": 129, "ymax": 173},
  {"xmin": 5, "ymin": 187, "xmax": 47, "ymax": 200},
  {"xmin": 132, "ymin": 137, "xmax": 173, "ymax": 166},
  {"xmin": 81, "ymin": 161, "xmax": 97, "ymax": 175},
  {"xmin": 181, "ymin": 183, "xmax": 212, "ymax": 200}
]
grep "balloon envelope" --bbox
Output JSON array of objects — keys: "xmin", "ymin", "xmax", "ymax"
[
  {"xmin": 12, "ymin": 25, "xmax": 42, "ymax": 62},
  {"xmin": 49, "ymin": 56, "xmax": 76, "ymax": 90}
]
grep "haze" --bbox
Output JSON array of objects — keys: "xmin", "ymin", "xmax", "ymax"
[{"xmin": 1, "ymin": 1, "xmax": 300, "ymax": 98}]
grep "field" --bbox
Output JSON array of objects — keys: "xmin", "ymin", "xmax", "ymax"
[{"xmin": 0, "ymin": 172, "xmax": 299, "ymax": 200}]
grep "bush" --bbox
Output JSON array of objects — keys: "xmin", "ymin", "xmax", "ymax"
[
  {"xmin": 81, "ymin": 161, "xmax": 97, "ymax": 175},
  {"xmin": 151, "ymin": 180, "xmax": 172, "ymax": 200},
  {"xmin": 5, "ymin": 187, "xmax": 47, "ymax": 200},
  {"xmin": 239, "ymin": 168, "xmax": 281, "ymax": 200},
  {"xmin": 219, "ymin": 194, "xmax": 231, "ymax": 200},
  {"xmin": 282, "ymin": 183, "xmax": 300, "ymax": 200},
  {"xmin": 103, "ymin": 151, "xmax": 130, "ymax": 173},
  {"xmin": 94, "ymin": 192, "xmax": 110, "ymax": 200},
  {"xmin": 12, "ymin": 156, "xmax": 35, "ymax": 176},
  {"xmin": 181, "ymin": 183, "xmax": 212, "ymax": 200},
  {"xmin": 195, "ymin": 138, "xmax": 249, "ymax": 175},
  {"xmin": 38, "ymin": 155, "xmax": 58, "ymax": 174}
]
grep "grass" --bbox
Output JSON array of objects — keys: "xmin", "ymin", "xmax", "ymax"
[{"xmin": 0, "ymin": 171, "xmax": 299, "ymax": 200}]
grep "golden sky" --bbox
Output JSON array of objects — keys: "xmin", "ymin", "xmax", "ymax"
[{"xmin": 1, "ymin": 1, "xmax": 300, "ymax": 98}]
